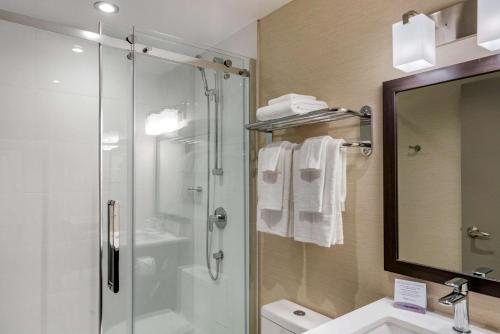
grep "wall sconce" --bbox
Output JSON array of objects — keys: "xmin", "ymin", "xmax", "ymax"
[
  {"xmin": 477, "ymin": 0, "xmax": 500, "ymax": 51},
  {"xmin": 392, "ymin": 11, "xmax": 436, "ymax": 73},
  {"xmin": 393, "ymin": 0, "xmax": 500, "ymax": 73}
]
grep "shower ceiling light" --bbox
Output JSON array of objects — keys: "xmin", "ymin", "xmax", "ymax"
[
  {"xmin": 52, "ymin": 79, "xmax": 60, "ymax": 84},
  {"xmin": 477, "ymin": 0, "xmax": 500, "ymax": 51},
  {"xmin": 94, "ymin": 1, "xmax": 119, "ymax": 14},
  {"xmin": 392, "ymin": 12, "xmax": 436, "ymax": 73}
]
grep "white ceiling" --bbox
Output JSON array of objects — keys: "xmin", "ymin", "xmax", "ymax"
[{"xmin": 0, "ymin": 0, "xmax": 290, "ymax": 49}]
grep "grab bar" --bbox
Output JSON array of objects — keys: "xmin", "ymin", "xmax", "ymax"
[{"xmin": 107, "ymin": 200, "xmax": 120, "ymax": 293}]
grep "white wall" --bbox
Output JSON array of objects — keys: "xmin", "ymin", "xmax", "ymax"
[
  {"xmin": 215, "ymin": 21, "xmax": 258, "ymax": 59},
  {"xmin": 0, "ymin": 20, "xmax": 99, "ymax": 334}
]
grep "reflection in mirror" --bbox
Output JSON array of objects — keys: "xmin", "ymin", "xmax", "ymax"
[{"xmin": 396, "ymin": 71, "xmax": 500, "ymax": 281}]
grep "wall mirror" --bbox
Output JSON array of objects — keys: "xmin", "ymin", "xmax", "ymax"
[{"xmin": 384, "ymin": 54, "xmax": 500, "ymax": 297}]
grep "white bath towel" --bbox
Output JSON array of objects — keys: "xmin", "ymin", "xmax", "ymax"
[
  {"xmin": 268, "ymin": 93, "xmax": 317, "ymax": 105},
  {"xmin": 293, "ymin": 138, "xmax": 346, "ymax": 247},
  {"xmin": 294, "ymin": 136, "xmax": 330, "ymax": 212},
  {"xmin": 257, "ymin": 142, "xmax": 296, "ymax": 237},
  {"xmin": 257, "ymin": 100, "xmax": 329, "ymax": 121}
]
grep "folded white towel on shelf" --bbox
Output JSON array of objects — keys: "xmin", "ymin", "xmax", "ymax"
[
  {"xmin": 257, "ymin": 142, "xmax": 296, "ymax": 237},
  {"xmin": 293, "ymin": 137, "xmax": 347, "ymax": 247},
  {"xmin": 257, "ymin": 100, "xmax": 329, "ymax": 121},
  {"xmin": 268, "ymin": 93, "xmax": 317, "ymax": 105},
  {"xmin": 294, "ymin": 136, "xmax": 330, "ymax": 212}
]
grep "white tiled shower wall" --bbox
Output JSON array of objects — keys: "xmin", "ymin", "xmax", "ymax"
[{"xmin": 0, "ymin": 21, "xmax": 99, "ymax": 334}]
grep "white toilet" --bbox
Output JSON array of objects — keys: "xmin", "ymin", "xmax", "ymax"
[{"xmin": 261, "ymin": 299, "xmax": 332, "ymax": 334}]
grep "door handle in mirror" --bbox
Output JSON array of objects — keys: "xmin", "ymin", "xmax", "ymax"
[
  {"xmin": 467, "ymin": 226, "xmax": 491, "ymax": 240},
  {"xmin": 473, "ymin": 267, "xmax": 493, "ymax": 278}
]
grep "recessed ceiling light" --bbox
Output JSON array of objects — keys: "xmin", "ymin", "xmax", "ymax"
[
  {"xmin": 94, "ymin": 1, "xmax": 119, "ymax": 14},
  {"xmin": 52, "ymin": 79, "xmax": 60, "ymax": 84},
  {"xmin": 72, "ymin": 45, "xmax": 84, "ymax": 53}
]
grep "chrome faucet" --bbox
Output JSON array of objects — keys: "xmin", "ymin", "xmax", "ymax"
[{"xmin": 438, "ymin": 278, "xmax": 471, "ymax": 333}]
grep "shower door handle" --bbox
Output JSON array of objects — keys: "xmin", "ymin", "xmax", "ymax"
[{"xmin": 107, "ymin": 200, "xmax": 120, "ymax": 293}]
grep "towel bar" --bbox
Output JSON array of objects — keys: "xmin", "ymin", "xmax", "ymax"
[{"xmin": 245, "ymin": 106, "xmax": 373, "ymax": 156}]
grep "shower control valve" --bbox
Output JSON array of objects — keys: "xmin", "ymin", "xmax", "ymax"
[{"xmin": 208, "ymin": 207, "xmax": 227, "ymax": 231}]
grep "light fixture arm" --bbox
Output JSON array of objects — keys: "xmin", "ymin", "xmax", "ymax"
[{"xmin": 402, "ymin": 10, "xmax": 419, "ymax": 24}]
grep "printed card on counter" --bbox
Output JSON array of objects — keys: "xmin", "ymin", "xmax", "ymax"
[{"xmin": 394, "ymin": 279, "xmax": 427, "ymax": 314}]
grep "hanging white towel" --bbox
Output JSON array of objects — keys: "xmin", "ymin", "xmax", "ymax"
[
  {"xmin": 259, "ymin": 141, "xmax": 288, "ymax": 172},
  {"xmin": 268, "ymin": 93, "xmax": 317, "ymax": 105},
  {"xmin": 294, "ymin": 136, "xmax": 329, "ymax": 212},
  {"xmin": 257, "ymin": 141, "xmax": 289, "ymax": 210},
  {"xmin": 257, "ymin": 100, "xmax": 329, "ymax": 121},
  {"xmin": 298, "ymin": 136, "xmax": 329, "ymax": 171},
  {"xmin": 293, "ymin": 138, "xmax": 346, "ymax": 247},
  {"xmin": 257, "ymin": 142, "xmax": 296, "ymax": 237}
]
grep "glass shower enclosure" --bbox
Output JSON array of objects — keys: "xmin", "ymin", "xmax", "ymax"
[
  {"xmin": 101, "ymin": 29, "xmax": 251, "ymax": 334},
  {"xmin": 0, "ymin": 9, "xmax": 250, "ymax": 334}
]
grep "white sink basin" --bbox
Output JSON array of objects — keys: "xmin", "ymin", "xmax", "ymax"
[
  {"xmin": 358, "ymin": 317, "xmax": 435, "ymax": 334},
  {"xmin": 305, "ymin": 298, "xmax": 498, "ymax": 334}
]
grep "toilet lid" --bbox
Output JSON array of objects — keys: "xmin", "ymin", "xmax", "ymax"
[{"xmin": 261, "ymin": 299, "xmax": 332, "ymax": 333}]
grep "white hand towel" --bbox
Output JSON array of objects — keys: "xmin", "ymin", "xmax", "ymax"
[
  {"xmin": 257, "ymin": 141, "xmax": 291, "ymax": 210},
  {"xmin": 294, "ymin": 136, "xmax": 330, "ymax": 212},
  {"xmin": 293, "ymin": 138, "xmax": 346, "ymax": 247},
  {"xmin": 298, "ymin": 136, "xmax": 329, "ymax": 171},
  {"xmin": 259, "ymin": 141, "xmax": 287, "ymax": 172},
  {"xmin": 257, "ymin": 142, "xmax": 296, "ymax": 237},
  {"xmin": 257, "ymin": 100, "xmax": 329, "ymax": 121},
  {"xmin": 268, "ymin": 93, "xmax": 317, "ymax": 105}
]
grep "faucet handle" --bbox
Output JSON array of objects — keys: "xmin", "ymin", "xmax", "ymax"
[{"xmin": 445, "ymin": 277, "xmax": 468, "ymax": 292}]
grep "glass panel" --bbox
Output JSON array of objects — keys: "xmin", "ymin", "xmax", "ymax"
[
  {"xmin": 133, "ymin": 39, "xmax": 248, "ymax": 334},
  {"xmin": 101, "ymin": 44, "xmax": 134, "ymax": 334},
  {"xmin": 0, "ymin": 19, "xmax": 99, "ymax": 333}
]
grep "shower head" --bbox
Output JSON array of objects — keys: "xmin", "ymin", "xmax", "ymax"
[{"xmin": 195, "ymin": 55, "xmax": 210, "ymax": 93}]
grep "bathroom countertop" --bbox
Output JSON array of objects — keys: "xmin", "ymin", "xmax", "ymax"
[{"xmin": 305, "ymin": 298, "xmax": 498, "ymax": 334}]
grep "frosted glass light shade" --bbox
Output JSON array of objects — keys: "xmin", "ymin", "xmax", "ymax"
[
  {"xmin": 392, "ymin": 14, "xmax": 436, "ymax": 73},
  {"xmin": 478, "ymin": 0, "xmax": 500, "ymax": 51}
]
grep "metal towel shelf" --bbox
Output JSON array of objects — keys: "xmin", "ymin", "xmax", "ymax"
[{"xmin": 245, "ymin": 105, "xmax": 373, "ymax": 156}]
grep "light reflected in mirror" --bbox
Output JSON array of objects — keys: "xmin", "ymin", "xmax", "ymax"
[{"xmin": 396, "ymin": 71, "xmax": 500, "ymax": 281}]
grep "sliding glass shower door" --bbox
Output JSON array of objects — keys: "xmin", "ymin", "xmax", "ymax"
[{"xmin": 131, "ymin": 32, "xmax": 249, "ymax": 334}]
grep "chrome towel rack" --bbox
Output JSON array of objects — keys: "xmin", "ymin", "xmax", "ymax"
[{"xmin": 245, "ymin": 105, "xmax": 373, "ymax": 156}]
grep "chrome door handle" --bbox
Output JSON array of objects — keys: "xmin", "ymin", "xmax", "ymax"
[
  {"xmin": 467, "ymin": 226, "xmax": 491, "ymax": 239},
  {"xmin": 107, "ymin": 200, "xmax": 120, "ymax": 293},
  {"xmin": 187, "ymin": 186, "xmax": 203, "ymax": 192}
]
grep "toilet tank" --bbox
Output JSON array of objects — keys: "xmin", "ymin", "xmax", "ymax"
[{"xmin": 261, "ymin": 299, "xmax": 332, "ymax": 334}]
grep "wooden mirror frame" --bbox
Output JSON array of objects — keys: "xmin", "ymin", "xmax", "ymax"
[{"xmin": 383, "ymin": 54, "xmax": 500, "ymax": 298}]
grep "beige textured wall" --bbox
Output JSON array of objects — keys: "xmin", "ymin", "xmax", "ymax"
[{"xmin": 256, "ymin": 0, "xmax": 500, "ymax": 331}]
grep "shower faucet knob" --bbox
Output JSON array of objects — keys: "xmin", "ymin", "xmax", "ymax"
[{"xmin": 208, "ymin": 207, "xmax": 227, "ymax": 230}]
